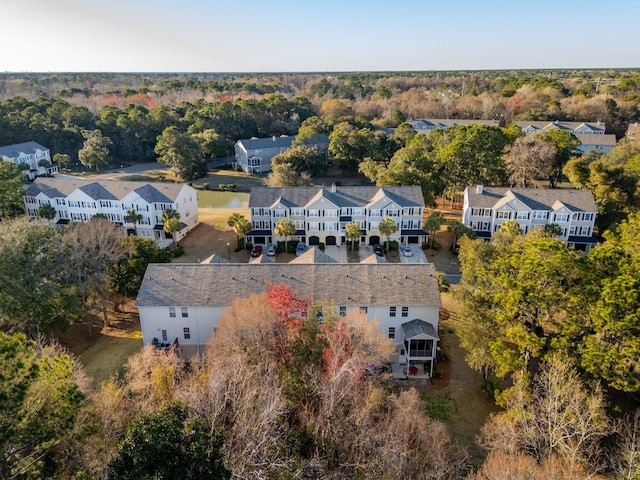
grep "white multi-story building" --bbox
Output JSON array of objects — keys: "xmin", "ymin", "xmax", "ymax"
[
  {"xmin": 24, "ymin": 178, "xmax": 198, "ymax": 245},
  {"xmin": 247, "ymin": 185, "xmax": 428, "ymax": 247},
  {"xmin": 234, "ymin": 134, "xmax": 329, "ymax": 174},
  {"xmin": 135, "ymin": 259, "xmax": 441, "ymax": 376},
  {"xmin": 0, "ymin": 141, "xmax": 58, "ymax": 179},
  {"xmin": 514, "ymin": 120, "xmax": 617, "ymax": 153},
  {"xmin": 463, "ymin": 185, "xmax": 598, "ymax": 252}
]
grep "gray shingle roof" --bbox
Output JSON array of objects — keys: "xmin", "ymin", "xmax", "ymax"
[
  {"xmin": 401, "ymin": 319, "xmax": 439, "ymax": 340},
  {"xmin": 290, "ymin": 247, "xmax": 339, "ymax": 264},
  {"xmin": 249, "ymin": 186, "xmax": 425, "ymax": 209},
  {"xmin": 514, "ymin": 120, "xmax": 606, "ymax": 133},
  {"xmin": 236, "ymin": 134, "xmax": 329, "ymax": 151},
  {"xmin": 0, "ymin": 141, "xmax": 49, "ymax": 159},
  {"xmin": 466, "ymin": 186, "xmax": 597, "ymax": 212},
  {"xmin": 575, "ymin": 133, "xmax": 617, "ymax": 146},
  {"xmin": 136, "ymin": 263, "xmax": 441, "ymax": 308},
  {"xmin": 24, "ymin": 177, "xmax": 186, "ymax": 202}
]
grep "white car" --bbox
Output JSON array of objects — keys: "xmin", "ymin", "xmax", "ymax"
[
  {"xmin": 403, "ymin": 245, "xmax": 413, "ymax": 257},
  {"xmin": 266, "ymin": 244, "xmax": 276, "ymax": 256}
]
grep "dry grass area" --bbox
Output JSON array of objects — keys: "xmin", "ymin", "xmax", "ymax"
[
  {"xmin": 178, "ymin": 208, "xmax": 251, "ymax": 263},
  {"xmin": 58, "ymin": 301, "xmax": 143, "ymax": 385}
]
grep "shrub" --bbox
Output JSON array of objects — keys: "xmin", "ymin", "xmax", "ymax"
[
  {"xmin": 218, "ymin": 183, "xmax": 226, "ymax": 191},
  {"xmin": 172, "ymin": 244, "xmax": 185, "ymax": 258},
  {"xmin": 432, "ymin": 366, "xmax": 444, "ymax": 379},
  {"xmin": 202, "ymin": 182, "xmax": 210, "ymax": 190},
  {"xmin": 436, "ymin": 272, "xmax": 450, "ymax": 292},
  {"xmin": 388, "ymin": 240, "xmax": 399, "ymax": 251},
  {"xmin": 245, "ymin": 242, "xmax": 253, "ymax": 250},
  {"xmin": 431, "ymin": 240, "xmax": 441, "ymax": 250},
  {"xmin": 227, "ymin": 184, "xmax": 237, "ymax": 191},
  {"xmin": 319, "ymin": 242, "xmax": 325, "ymax": 251},
  {"xmin": 287, "ymin": 240, "xmax": 297, "ymax": 254},
  {"xmin": 421, "ymin": 241, "xmax": 429, "ymax": 250},
  {"xmin": 276, "ymin": 241, "xmax": 286, "ymax": 254}
]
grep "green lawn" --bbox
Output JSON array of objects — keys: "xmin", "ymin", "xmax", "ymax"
[{"xmin": 79, "ymin": 334, "xmax": 143, "ymax": 385}]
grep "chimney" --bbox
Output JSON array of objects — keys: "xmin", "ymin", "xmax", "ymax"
[
  {"xmin": 331, "ymin": 183, "xmax": 336, "ymax": 193},
  {"xmin": 272, "ymin": 136, "xmax": 276, "ymax": 142},
  {"xmin": 477, "ymin": 185, "xmax": 483, "ymax": 194}
]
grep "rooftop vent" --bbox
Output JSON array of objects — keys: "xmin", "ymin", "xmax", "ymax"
[{"xmin": 477, "ymin": 185, "xmax": 483, "ymax": 194}]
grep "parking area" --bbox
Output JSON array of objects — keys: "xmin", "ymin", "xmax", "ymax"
[{"xmin": 399, "ymin": 244, "xmax": 429, "ymax": 264}]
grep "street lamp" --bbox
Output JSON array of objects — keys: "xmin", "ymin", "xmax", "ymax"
[{"xmin": 227, "ymin": 242, "xmax": 230, "ymax": 261}]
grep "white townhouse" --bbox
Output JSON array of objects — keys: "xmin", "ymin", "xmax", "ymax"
[
  {"xmin": 514, "ymin": 120, "xmax": 617, "ymax": 154},
  {"xmin": 247, "ymin": 185, "xmax": 428, "ymax": 247},
  {"xmin": 463, "ymin": 185, "xmax": 598, "ymax": 253},
  {"xmin": 408, "ymin": 118, "xmax": 500, "ymax": 132},
  {"xmin": 0, "ymin": 141, "xmax": 58, "ymax": 179},
  {"xmin": 24, "ymin": 178, "xmax": 198, "ymax": 245},
  {"xmin": 135, "ymin": 259, "xmax": 441, "ymax": 376},
  {"xmin": 234, "ymin": 134, "xmax": 329, "ymax": 174}
]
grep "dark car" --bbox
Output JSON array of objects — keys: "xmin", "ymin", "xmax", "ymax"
[
  {"xmin": 373, "ymin": 244, "xmax": 385, "ymax": 257},
  {"xmin": 295, "ymin": 242, "xmax": 306, "ymax": 256},
  {"xmin": 250, "ymin": 245, "xmax": 263, "ymax": 257}
]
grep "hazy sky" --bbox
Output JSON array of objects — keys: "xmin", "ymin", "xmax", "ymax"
[{"xmin": 3, "ymin": 0, "xmax": 639, "ymax": 72}]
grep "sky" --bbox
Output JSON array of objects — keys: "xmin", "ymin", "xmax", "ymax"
[{"xmin": 2, "ymin": 0, "xmax": 639, "ymax": 72}]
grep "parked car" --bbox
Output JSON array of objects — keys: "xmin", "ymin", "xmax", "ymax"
[
  {"xmin": 266, "ymin": 243, "xmax": 276, "ymax": 256},
  {"xmin": 250, "ymin": 245, "xmax": 263, "ymax": 258},
  {"xmin": 373, "ymin": 244, "xmax": 385, "ymax": 257},
  {"xmin": 295, "ymin": 242, "xmax": 306, "ymax": 256}
]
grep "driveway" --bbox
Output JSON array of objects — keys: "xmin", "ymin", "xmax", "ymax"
[{"xmin": 399, "ymin": 244, "xmax": 429, "ymax": 264}]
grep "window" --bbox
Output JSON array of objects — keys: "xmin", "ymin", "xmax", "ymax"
[
  {"xmin": 273, "ymin": 210, "xmax": 286, "ymax": 218},
  {"xmin": 370, "ymin": 209, "xmax": 381, "ymax": 217},
  {"xmin": 353, "ymin": 208, "xmax": 365, "ymax": 216},
  {"xmin": 324, "ymin": 209, "xmax": 337, "ymax": 217},
  {"xmin": 385, "ymin": 209, "xmax": 399, "ymax": 217},
  {"xmin": 161, "ymin": 329, "xmax": 168, "ymax": 342},
  {"xmin": 359, "ymin": 306, "xmax": 368, "ymax": 314},
  {"xmin": 307, "ymin": 209, "xmax": 320, "ymax": 217},
  {"xmin": 183, "ymin": 327, "xmax": 191, "ymax": 340},
  {"xmin": 169, "ymin": 307, "xmax": 176, "ymax": 318},
  {"xmin": 388, "ymin": 327, "xmax": 395, "ymax": 339},
  {"xmin": 390, "ymin": 306, "xmax": 397, "ymax": 317},
  {"xmin": 516, "ymin": 211, "xmax": 529, "ymax": 220},
  {"xmin": 181, "ymin": 307, "xmax": 188, "ymax": 318},
  {"xmin": 533, "ymin": 211, "xmax": 548, "ymax": 220},
  {"xmin": 581, "ymin": 226, "xmax": 591, "ymax": 236},
  {"xmin": 497, "ymin": 211, "xmax": 510, "ymax": 219},
  {"xmin": 554, "ymin": 213, "xmax": 569, "ymax": 223},
  {"xmin": 401, "ymin": 306, "xmax": 408, "ymax": 317},
  {"xmin": 291, "ymin": 208, "xmax": 304, "ymax": 216},
  {"xmin": 583, "ymin": 213, "xmax": 593, "ymax": 222},
  {"xmin": 339, "ymin": 306, "xmax": 346, "ymax": 317}
]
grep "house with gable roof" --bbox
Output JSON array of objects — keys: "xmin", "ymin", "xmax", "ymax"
[
  {"xmin": 24, "ymin": 177, "xmax": 198, "ymax": 245},
  {"xmin": 514, "ymin": 120, "xmax": 617, "ymax": 153},
  {"xmin": 136, "ymin": 254, "xmax": 442, "ymax": 377},
  {"xmin": 463, "ymin": 185, "xmax": 598, "ymax": 253},
  {"xmin": 247, "ymin": 185, "xmax": 427, "ymax": 247},
  {"xmin": 0, "ymin": 141, "xmax": 58, "ymax": 180},
  {"xmin": 234, "ymin": 134, "xmax": 329, "ymax": 174}
]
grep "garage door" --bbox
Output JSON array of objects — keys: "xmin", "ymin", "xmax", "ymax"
[
  {"xmin": 325, "ymin": 236, "xmax": 337, "ymax": 245},
  {"xmin": 369, "ymin": 235, "xmax": 380, "ymax": 245},
  {"xmin": 408, "ymin": 236, "xmax": 420, "ymax": 244},
  {"xmin": 309, "ymin": 236, "xmax": 320, "ymax": 245}
]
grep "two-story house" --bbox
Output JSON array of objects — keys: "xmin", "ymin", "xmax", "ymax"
[
  {"xmin": 136, "ymin": 260, "xmax": 441, "ymax": 376},
  {"xmin": 234, "ymin": 134, "xmax": 329, "ymax": 174},
  {"xmin": 463, "ymin": 185, "xmax": 598, "ymax": 252},
  {"xmin": 24, "ymin": 178, "xmax": 198, "ymax": 245},
  {"xmin": 0, "ymin": 141, "xmax": 58, "ymax": 180},
  {"xmin": 247, "ymin": 185, "xmax": 428, "ymax": 247},
  {"xmin": 514, "ymin": 121, "xmax": 617, "ymax": 154}
]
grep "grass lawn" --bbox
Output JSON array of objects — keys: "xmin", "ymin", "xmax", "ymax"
[{"xmin": 80, "ymin": 335, "xmax": 142, "ymax": 385}]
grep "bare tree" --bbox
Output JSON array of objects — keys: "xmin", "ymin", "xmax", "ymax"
[
  {"xmin": 504, "ymin": 136, "xmax": 557, "ymax": 188},
  {"xmin": 480, "ymin": 356, "xmax": 609, "ymax": 476}
]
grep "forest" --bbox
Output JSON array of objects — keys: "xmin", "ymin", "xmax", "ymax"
[{"xmin": 0, "ymin": 70, "xmax": 639, "ymax": 478}]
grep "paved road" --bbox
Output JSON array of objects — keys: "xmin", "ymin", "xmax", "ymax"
[{"xmin": 444, "ymin": 274, "xmax": 461, "ymax": 284}]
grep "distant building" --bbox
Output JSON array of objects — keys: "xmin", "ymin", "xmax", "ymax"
[
  {"xmin": 407, "ymin": 118, "xmax": 500, "ymax": 132},
  {"xmin": 24, "ymin": 178, "xmax": 198, "ymax": 246},
  {"xmin": 626, "ymin": 122, "xmax": 640, "ymax": 143},
  {"xmin": 234, "ymin": 134, "xmax": 329, "ymax": 174},
  {"xmin": 463, "ymin": 185, "xmax": 598, "ymax": 253},
  {"xmin": 514, "ymin": 121, "xmax": 617, "ymax": 154},
  {"xmin": 0, "ymin": 141, "xmax": 58, "ymax": 180}
]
